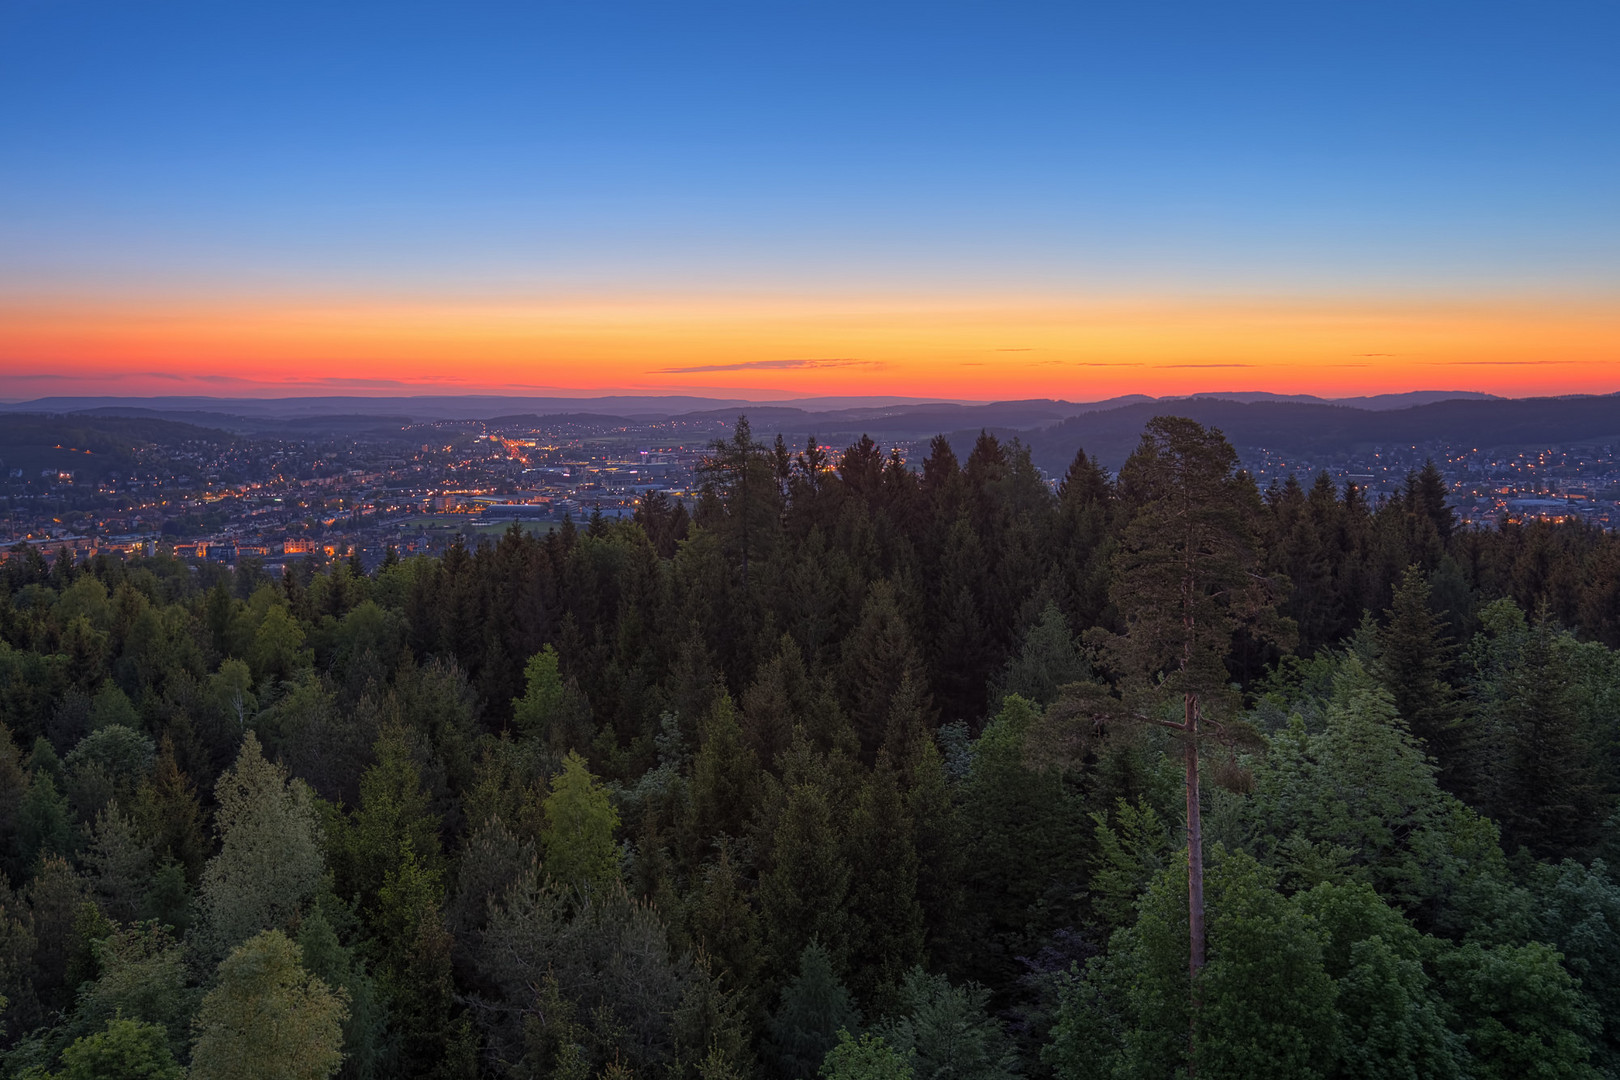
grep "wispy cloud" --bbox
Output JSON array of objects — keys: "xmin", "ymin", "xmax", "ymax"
[
  {"xmin": 1031, "ymin": 359, "xmax": 1145, "ymax": 367},
  {"xmin": 1164, "ymin": 363, "xmax": 1253, "ymax": 368},
  {"xmin": 1424, "ymin": 359, "xmax": 1578, "ymax": 366},
  {"xmin": 995, "ymin": 348, "xmax": 1034, "ymax": 352},
  {"xmin": 309, "ymin": 376, "xmax": 424, "ymax": 387},
  {"xmin": 652, "ymin": 358, "xmax": 877, "ymax": 374}
]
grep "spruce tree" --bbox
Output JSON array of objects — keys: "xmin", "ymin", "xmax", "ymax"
[
  {"xmin": 689, "ymin": 694, "xmax": 764, "ymax": 843},
  {"xmin": 1475, "ymin": 611, "xmax": 1609, "ymax": 859},
  {"xmin": 992, "ymin": 600, "xmax": 1087, "ymax": 709},
  {"xmin": 83, "ymin": 800, "xmax": 152, "ymax": 923},
  {"xmin": 877, "ymin": 967, "xmax": 1018, "ymax": 1080},
  {"xmin": 689, "ymin": 843, "xmax": 765, "ymax": 1003},
  {"xmin": 842, "ymin": 766, "xmax": 924, "ymax": 1011},
  {"xmin": 697, "ymin": 416, "xmax": 782, "ymax": 588},
  {"xmin": 838, "ymin": 582, "xmax": 927, "ymax": 763},
  {"xmin": 129, "ymin": 736, "xmax": 207, "ymax": 882},
  {"xmin": 1374, "ymin": 564, "xmax": 1463, "ymax": 775},
  {"xmin": 759, "ymin": 780, "xmax": 851, "ymax": 976},
  {"xmin": 541, "ymin": 751, "xmax": 621, "ymax": 894},
  {"xmin": 769, "ymin": 942, "xmax": 861, "ymax": 1080}
]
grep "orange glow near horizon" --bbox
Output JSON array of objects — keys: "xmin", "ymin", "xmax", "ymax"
[{"xmin": 3, "ymin": 292, "xmax": 1617, "ymax": 400}]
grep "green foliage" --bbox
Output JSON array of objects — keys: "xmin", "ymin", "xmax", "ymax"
[
  {"xmin": 688, "ymin": 844, "xmax": 765, "ymax": 1003},
  {"xmin": 26, "ymin": 854, "xmax": 89, "ymax": 1016},
  {"xmin": 345, "ymin": 724, "xmax": 442, "ymax": 915},
  {"xmin": 843, "ymin": 766, "xmax": 924, "ymax": 1010},
  {"xmin": 770, "ymin": 942, "xmax": 862, "ymax": 1080},
  {"xmin": 472, "ymin": 871, "xmax": 691, "ymax": 1075},
  {"xmin": 17, "ymin": 768, "xmax": 74, "ymax": 871},
  {"xmin": 64, "ymin": 723, "xmax": 155, "ymax": 821},
  {"xmin": 690, "ymin": 693, "xmax": 762, "ymax": 842},
  {"xmin": 191, "ymin": 929, "xmax": 350, "ymax": 1080},
  {"xmin": 542, "ymin": 751, "xmax": 621, "ymax": 894},
  {"xmin": 696, "ymin": 415, "xmax": 782, "ymax": 587},
  {"xmin": 1243, "ymin": 655, "xmax": 1527, "ymax": 937},
  {"xmin": 0, "ymin": 877, "xmax": 39, "ymax": 1041},
  {"xmin": 821, "ymin": 1030, "xmax": 916, "ymax": 1080},
  {"xmin": 87, "ymin": 681, "xmax": 139, "ymax": 732},
  {"xmin": 877, "ymin": 968, "xmax": 1018, "ymax": 1080},
  {"xmin": 957, "ymin": 694, "xmax": 1087, "ymax": 987},
  {"xmin": 129, "ymin": 737, "xmax": 207, "ymax": 882},
  {"xmin": 68, "ymin": 922, "xmax": 195, "ymax": 1061},
  {"xmin": 520, "ymin": 973, "xmax": 592, "ymax": 1080},
  {"xmin": 1089, "ymin": 799, "xmax": 1173, "ymax": 930},
  {"xmin": 82, "ymin": 801, "xmax": 152, "ymax": 922},
  {"xmin": 838, "ymin": 582, "xmax": 927, "ymax": 760},
  {"xmin": 994, "ymin": 601, "xmax": 1087, "ymax": 709},
  {"xmin": 205, "ymin": 657, "xmax": 257, "ymax": 736},
  {"xmin": 1372, "ymin": 564, "xmax": 1462, "ymax": 770},
  {"xmin": 1464, "ymin": 604, "xmax": 1612, "ymax": 859},
  {"xmin": 259, "ymin": 673, "xmax": 368, "ymax": 804},
  {"xmin": 1532, "ymin": 859, "xmax": 1620, "ymax": 1070},
  {"xmin": 760, "ymin": 780, "xmax": 852, "ymax": 976},
  {"xmin": 193, "ymin": 733, "xmax": 326, "ymax": 962},
  {"xmin": 1106, "ymin": 415, "xmax": 1284, "ymax": 708},
  {"xmin": 513, "ymin": 644, "xmax": 593, "ymax": 752},
  {"xmin": 1434, "ymin": 938, "xmax": 1602, "ymax": 1080},
  {"xmin": 5, "ymin": 415, "xmax": 1620, "ymax": 1080},
  {"xmin": 0, "ymin": 724, "xmax": 27, "ymax": 878},
  {"xmin": 296, "ymin": 906, "xmax": 388, "ymax": 1080},
  {"xmin": 1195, "ymin": 851, "xmax": 1337, "ymax": 1080},
  {"xmin": 56, "ymin": 1017, "xmax": 183, "ymax": 1080},
  {"xmin": 251, "ymin": 603, "xmax": 314, "ymax": 685},
  {"xmin": 1046, "ymin": 859, "xmax": 1189, "ymax": 1080}
]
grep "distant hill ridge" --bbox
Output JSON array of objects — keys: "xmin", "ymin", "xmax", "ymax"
[
  {"xmin": 0, "ymin": 388, "xmax": 1498, "ymax": 424},
  {"xmin": 5, "ymin": 392, "xmax": 1616, "ymax": 471},
  {"xmin": 999, "ymin": 392, "xmax": 1620, "ymax": 472}
]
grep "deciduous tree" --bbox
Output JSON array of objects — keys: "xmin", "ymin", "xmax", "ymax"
[{"xmin": 191, "ymin": 929, "xmax": 349, "ymax": 1080}]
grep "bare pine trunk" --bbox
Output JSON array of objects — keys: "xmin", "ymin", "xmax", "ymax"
[
  {"xmin": 1185, "ymin": 691, "xmax": 1205, "ymax": 976},
  {"xmin": 1185, "ymin": 690, "xmax": 1205, "ymax": 1076}
]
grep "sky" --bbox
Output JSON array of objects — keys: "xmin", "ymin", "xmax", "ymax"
[{"xmin": 1, "ymin": 0, "xmax": 1617, "ymax": 401}]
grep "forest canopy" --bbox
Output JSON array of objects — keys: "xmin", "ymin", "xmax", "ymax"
[{"xmin": 3, "ymin": 414, "xmax": 1620, "ymax": 1079}]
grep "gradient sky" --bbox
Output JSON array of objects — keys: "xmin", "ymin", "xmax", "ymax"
[{"xmin": 2, "ymin": 0, "xmax": 1617, "ymax": 400}]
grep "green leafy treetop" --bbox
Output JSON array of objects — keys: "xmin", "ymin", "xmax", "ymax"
[
  {"xmin": 55, "ymin": 1017, "xmax": 184, "ymax": 1080},
  {"xmin": 541, "ymin": 750, "xmax": 621, "ymax": 894},
  {"xmin": 821, "ymin": 1030, "xmax": 916, "ymax": 1080},
  {"xmin": 190, "ymin": 929, "xmax": 350, "ymax": 1080},
  {"xmin": 192, "ymin": 732, "xmax": 326, "ymax": 963},
  {"xmin": 513, "ymin": 645, "xmax": 593, "ymax": 753}
]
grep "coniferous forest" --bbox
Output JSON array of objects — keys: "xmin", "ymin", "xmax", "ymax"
[{"xmin": 7, "ymin": 414, "xmax": 1620, "ymax": 1080}]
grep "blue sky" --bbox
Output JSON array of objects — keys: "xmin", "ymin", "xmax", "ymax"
[{"xmin": 3, "ymin": 1, "xmax": 1615, "ymax": 296}]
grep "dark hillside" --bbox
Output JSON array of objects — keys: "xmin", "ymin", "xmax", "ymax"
[
  {"xmin": 1014, "ymin": 392, "xmax": 1620, "ymax": 471},
  {"xmin": 0, "ymin": 413, "xmax": 234, "ymax": 479}
]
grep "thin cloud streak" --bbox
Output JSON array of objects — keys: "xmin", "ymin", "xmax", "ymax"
[
  {"xmin": 652, "ymin": 358, "xmax": 878, "ymax": 374},
  {"xmin": 1424, "ymin": 360, "xmax": 1582, "ymax": 366}
]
